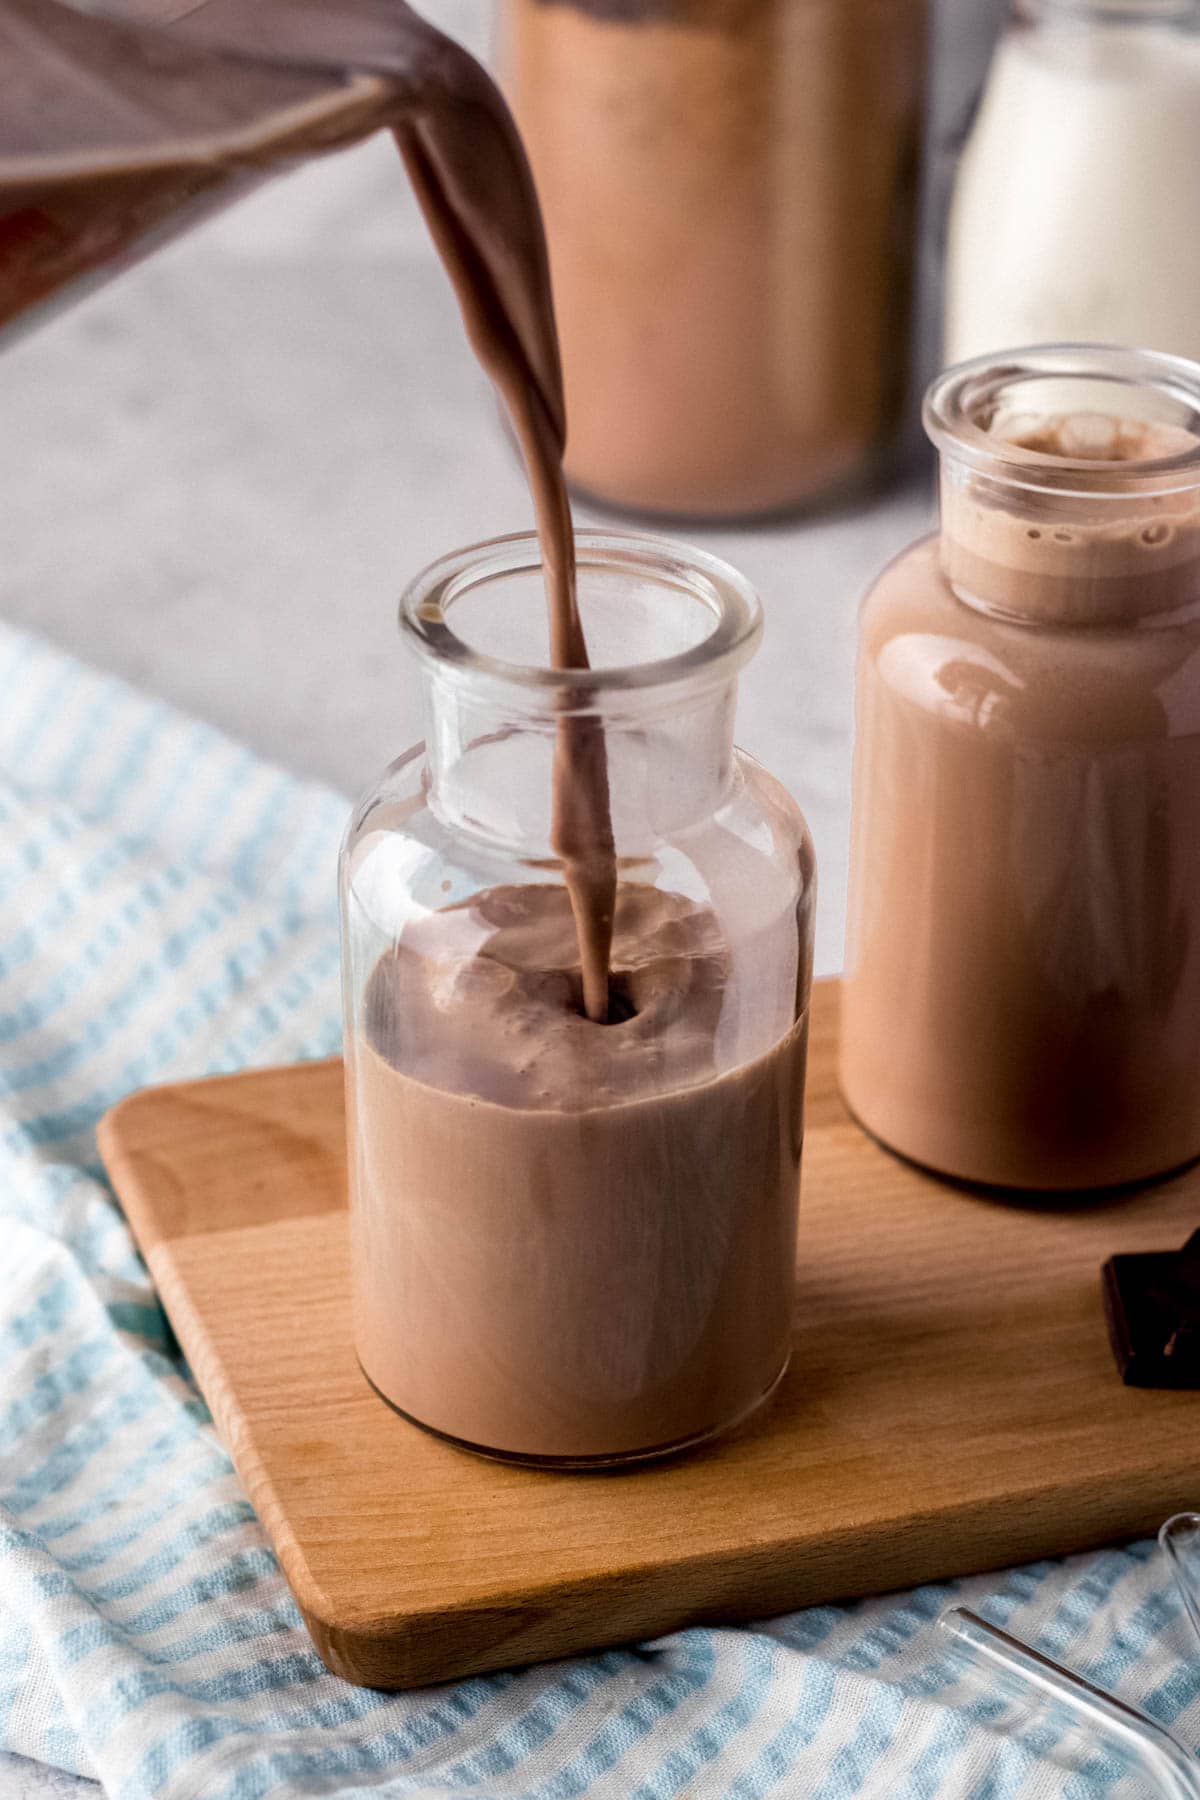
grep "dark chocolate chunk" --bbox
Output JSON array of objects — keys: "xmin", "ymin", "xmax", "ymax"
[{"xmin": 1103, "ymin": 1229, "xmax": 1200, "ymax": 1388}]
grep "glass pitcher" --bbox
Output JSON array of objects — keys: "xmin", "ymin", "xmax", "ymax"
[
  {"xmin": 0, "ymin": 0, "xmax": 376, "ymax": 342},
  {"xmin": 0, "ymin": 0, "xmax": 550, "ymax": 371}
]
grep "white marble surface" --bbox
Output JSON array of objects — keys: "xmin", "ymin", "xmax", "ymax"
[{"xmin": 0, "ymin": 2, "xmax": 1000, "ymax": 1791}]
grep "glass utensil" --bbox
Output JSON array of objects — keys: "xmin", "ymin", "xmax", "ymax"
[
  {"xmin": 1161, "ymin": 1515, "xmax": 1200, "ymax": 1650},
  {"xmin": 937, "ymin": 1604, "xmax": 1200, "ymax": 1797}
]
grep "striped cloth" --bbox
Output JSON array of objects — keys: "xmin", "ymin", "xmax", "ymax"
[{"xmin": 1, "ymin": 621, "xmax": 1198, "ymax": 1800}]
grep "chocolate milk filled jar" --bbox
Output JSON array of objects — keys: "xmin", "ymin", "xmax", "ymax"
[
  {"xmin": 841, "ymin": 346, "xmax": 1200, "ymax": 1191},
  {"xmin": 341, "ymin": 531, "xmax": 815, "ymax": 1464},
  {"xmin": 498, "ymin": 0, "xmax": 927, "ymax": 519}
]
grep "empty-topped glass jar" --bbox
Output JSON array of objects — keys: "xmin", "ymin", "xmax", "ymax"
[
  {"xmin": 841, "ymin": 345, "xmax": 1200, "ymax": 1190},
  {"xmin": 341, "ymin": 530, "xmax": 815, "ymax": 1465}
]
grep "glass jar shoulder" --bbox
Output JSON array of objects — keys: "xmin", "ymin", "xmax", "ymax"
[
  {"xmin": 697, "ymin": 750, "xmax": 816, "ymax": 1002},
  {"xmin": 341, "ymin": 744, "xmax": 514, "ymax": 937},
  {"xmin": 859, "ymin": 535, "xmax": 1200, "ymax": 748},
  {"xmin": 724, "ymin": 746, "xmax": 815, "ymax": 895},
  {"xmin": 342, "ymin": 736, "xmax": 813, "ymax": 1067},
  {"xmin": 342, "ymin": 741, "xmax": 815, "ymax": 922}
]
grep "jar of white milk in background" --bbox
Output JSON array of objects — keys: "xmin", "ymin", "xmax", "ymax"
[{"xmin": 944, "ymin": 0, "xmax": 1200, "ymax": 366}]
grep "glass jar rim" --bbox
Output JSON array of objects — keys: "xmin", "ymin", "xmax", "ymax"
[
  {"xmin": 924, "ymin": 345, "xmax": 1200, "ymax": 498},
  {"xmin": 399, "ymin": 528, "xmax": 763, "ymax": 704}
]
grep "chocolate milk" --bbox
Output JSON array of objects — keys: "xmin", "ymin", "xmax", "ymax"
[
  {"xmin": 842, "ymin": 395, "xmax": 1200, "ymax": 1189},
  {"xmin": 350, "ymin": 883, "xmax": 807, "ymax": 1460}
]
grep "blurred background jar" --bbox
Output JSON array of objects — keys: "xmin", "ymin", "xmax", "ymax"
[
  {"xmin": 945, "ymin": 0, "xmax": 1200, "ymax": 366},
  {"xmin": 497, "ymin": 0, "xmax": 928, "ymax": 521}
]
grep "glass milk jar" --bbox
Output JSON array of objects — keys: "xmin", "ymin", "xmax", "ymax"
[
  {"xmin": 341, "ymin": 531, "xmax": 815, "ymax": 1465},
  {"xmin": 841, "ymin": 347, "xmax": 1200, "ymax": 1191},
  {"xmin": 945, "ymin": 0, "xmax": 1200, "ymax": 365}
]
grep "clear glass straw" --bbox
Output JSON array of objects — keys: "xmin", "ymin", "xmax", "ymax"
[
  {"xmin": 937, "ymin": 1605, "xmax": 1200, "ymax": 1798},
  {"xmin": 1161, "ymin": 1515, "xmax": 1200, "ymax": 1652}
]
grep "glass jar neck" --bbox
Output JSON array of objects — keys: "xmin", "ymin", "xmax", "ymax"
[
  {"xmin": 402, "ymin": 530, "xmax": 761, "ymax": 853},
  {"xmin": 925, "ymin": 349, "xmax": 1200, "ymax": 627},
  {"xmin": 422, "ymin": 670, "xmax": 739, "ymax": 850}
]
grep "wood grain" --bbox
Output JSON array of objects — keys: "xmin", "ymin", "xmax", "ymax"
[{"xmin": 97, "ymin": 978, "xmax": 1200, "ymax": 1690}]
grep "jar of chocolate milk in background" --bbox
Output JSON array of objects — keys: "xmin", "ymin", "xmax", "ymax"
[
  {"xmin": 841, "ymin": 346, "xmax": 1200, "ymax": 1192},
  {"xmin": 497, "ymin": 0, "xmax": 928, "ymax": 520},
  {"xmin": 341, "ymin": 530, "xmax": 814, "ymax": 1465}
]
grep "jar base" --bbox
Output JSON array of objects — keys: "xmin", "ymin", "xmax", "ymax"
[
  {"xmin": 840, "ymin": 1091, "xmax": 1200, "ymax": 1203},
  {"xmin": 562, "ymin": 443, "xmax": 909, "ymax": 530},
  {"xmin": 358, "ymin": 1357, "xmax": 790, "ymax": 1471},
  {"xmin": 495, "ymin": 391, "xmax": 913, "ymax": 525}
]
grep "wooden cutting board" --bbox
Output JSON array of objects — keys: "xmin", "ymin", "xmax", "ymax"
[{"xmin": 97, "ymin": 979, "xmax": 1200, "ymax": 1691}]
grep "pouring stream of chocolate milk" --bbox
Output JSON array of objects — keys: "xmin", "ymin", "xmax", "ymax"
[{"xmin": 2, "ymin": 0, "xmax": 616, "ymax": 1017}]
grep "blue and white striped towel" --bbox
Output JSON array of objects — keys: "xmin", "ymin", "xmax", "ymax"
[{"xmin": 1, "ymin": 621, "xmax": 1198, "ymax": 1800}]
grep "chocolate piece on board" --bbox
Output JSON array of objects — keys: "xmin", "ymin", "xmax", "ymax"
[{"xmin": 1103, "ymin": 1229, "xmax": 1200, "ymax": 1388}]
